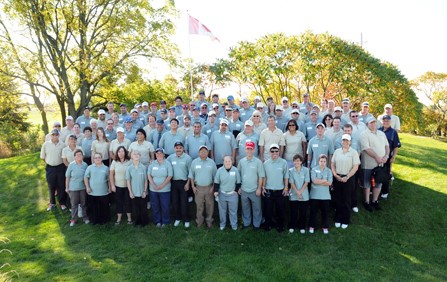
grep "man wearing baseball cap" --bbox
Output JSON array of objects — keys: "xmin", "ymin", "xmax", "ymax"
[
  {"xmin": 237, "ymin": 141, "xmax": 265, "ymax": 229},
  {"xmin": 359, "ymin": 102, "xmax": 374, "ymax": 124},
  {"xmin": 60, "ymin": 116, "xmax": 75, "ymax": 142},
  {"xmin": 188, "ymin": 145, "xmax": 217, "ymax": 228},
  {"xmin": 210, "ymin": 119, "xmax": 237, "ymax": 168},
  {"xmin": 377, "ymin": 103, "xmax": 401, "ymax": 132},
  {"xmin": 97, "ymin": 109, "xmax": 107, "ymax": 129},
  {"xmin": 307, "ymin": 123, "xmax": 334, "ymax": 168},
  {"xmin": 240, "ymin": 97, "xmax": 254, "ymax": 123},
  {"xmin": 118, "ymin": 103, "xmax": 129, "ymax": 124},
  {"xmin": 76, "ymin": 106, "xmax": 93, "ymax": 131},
  {"xmin": 262, "ymin": 143, "xmax": 289, "ymax": 232},
  {"xmin": 235, "ymin": 120, "xmax": 260, "ymax": 162},
  {"xmin": 167, "ymin": 141, "xmax": 193, "ymax": 228}
]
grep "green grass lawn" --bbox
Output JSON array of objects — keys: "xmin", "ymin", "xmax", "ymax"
[{"xmin": 0, "ymin": 133, "xmax": 446, "ymax": 281}]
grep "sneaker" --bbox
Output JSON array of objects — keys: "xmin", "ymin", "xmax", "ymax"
[
  {"xmin": 323, "ymin": 228, "xmax": 329, "ymax": 234},
  {"xmin": 84, "ymin": 219, "xmax": 90, "ymax": 224},
  {"xmin": 60, "ymin": 205, "xmax": 67, "ymax": 211},
  {"xmin": 184, "ymin": 222, "xmax": 190, "ymax": 228},
  {"xmin": 147, "ymin": 202, "xmax": 151, "ymax": 210},
  {"xmin": 363, "ymin": 202, "xmax": 373, "ymax": 212},
  {"xmin": 309, "ymin": 227, "xmax": 314, "ymax": 234},
  {"xmin": 156, "ymin": 223, "xmax": 162, "ymax": 228},
  {"xmin": 373, "ymin": 201, "xmax": 382, "ymax": 210},
  {"xmin": 161, "ymin": 224, "xmax": 167, "ymax": 228},
  {"xmin": 352, "ymin": 207, "xmax": 359, "ymax": 213},
  {"xmin": 381, "ymin": 193, "xmax": 388, "ymax": 199},
  {"xmin": 300, "ymin": 229, "xmax": 306, "ymax": 234},
  {"xmin": 188, "ymin": 196, "xmax": 193, "ymax": 203},
  {"xmin": 220, "ymin": 226, "xmax": 225, "ymax": 231},
  {"xmin": 232, "ymin": 227, "xmax": 237, "ymax": 231},
  {"xmin": 289, "ymin": 228, "xmax": 294, "ymax": 233},
  {"xmin": 207, "ymin": 223, "xmax": 213, "ymax": 229},
  {"xmin": 46, "ymin": 204, "xmax": 55, "ymax": 211},
  {"xmin": 335, "ymin": 222, "xmax": 341, "ymax": 228},
  {"xmin": 174, "ymin": 220, "xmax": 181, "ymax": 227},
  {"xmin": 341, "ymin": 224, "xmax": 348, "ymax": 229},
  {"xmin": 70, "ymin": 220, "xmax": 76, "ymax": 227}
]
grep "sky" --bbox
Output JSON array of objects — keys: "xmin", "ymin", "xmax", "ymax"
[{"xmin": 170, "ymin": 0, "xmax": 447, "ymax": 81}]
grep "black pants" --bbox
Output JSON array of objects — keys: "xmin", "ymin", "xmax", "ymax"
[
  {"xmin": 132, "ymin": 197, "xmax": 149, "ymax": 226},
  {"xmin": 380, "ymin": 160, "xmax": 392, "ymax": 195},
  {"xmin": 309, "ymin": 199, "xmax": 330, "ymax": 229},
  {"xmin": 333, "ymin": 176, "xmax": 354, "ymax": 225},
  {"xmin": 351, "ymin": 169, "xmax": 361, "ymax": 207},
  {"xmin": 263, "ymin": 190, "xmax": 286, "ymax": 230},
  {"xmin": 88, "ymin": 195, "xmax": 110, "ymax": 225},
  {"xmin": 289, "ymin": 201, "xmax": 309, "ymax": 230},
  {"xmin": 171, "ymin": 180, "xmax": 190, "ymax": 222},
  {"xmin": 45, "ymin": 164, "xmax": 67, "ymax": 206},
  {"xmin": 115, "ymin": 187, "xmax": 131, "ymax": 214}
]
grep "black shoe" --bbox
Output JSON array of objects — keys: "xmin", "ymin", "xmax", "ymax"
[
  {"xmin": 277, "ymin": 227, "xmax": 284, "ymax": 233},
  {"xmin": 363, "ymin": 202, "xmax": 373, "ymax": 212},
  {"xmin": 372, "ymin": 201, "xmax": 382, "ymax": 210},
  {"xmin": 263, "ymin": 225, "xmax": 271, "ymax": 231}
]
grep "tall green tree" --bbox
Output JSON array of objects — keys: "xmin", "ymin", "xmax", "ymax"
[{"xmin": 0, "ymin": 0, "xmax": 177, "ymax": 132}]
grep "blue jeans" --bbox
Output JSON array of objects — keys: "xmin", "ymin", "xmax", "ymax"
[
  {"xmin": 218, "ymin": 192, "xmax": 238, "ymax": 229},
  {"xmin": 150, "ymin": 191, "xmax": 171, "ymax": 225},
  {"xmin": 240, "ymin": 190, "xmax": 262, "ymax": 228}
]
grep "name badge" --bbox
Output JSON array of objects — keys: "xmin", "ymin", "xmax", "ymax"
[
  {"xmin": 230, "ymin": 171, "xmax": 236, "ymax": 176},
  {"xmin": 196, "ymin": 165, "xmax": 202, "ymax": 169},
  {"xmin": 307, "ymin": 126, "xmax": 312, "ymax": 130},
  {"xmin": 315, "ymin": 170, "xmax": 321, "ymax": 173},
  {"xmin": 241, "ymin": 113, "xmax": 246, "ymax": 116},
  {"xmin": 81, "ymin": 121, "xmax": 85, "ymax": 124},
  {"xmin": 153, "ymin": 167, "xmax": 159, "ymax": 170},
  {"xmin": 171, "ymin": 161, "xmax": 177, "ymax": 165},
  {"xmin": 236, "ymin": 124, "xmax": 241, "ymax": 128},
  {"xmin": 225, "ymin": 135, "xmax": 230, "ymax": 140},
  {"xmin": 312, "ymin": 144, "xmax": 318, "ymax": 147},
  {"xmin": 207, "ymin": 129, "xmax": 211, "ymax": 133}
]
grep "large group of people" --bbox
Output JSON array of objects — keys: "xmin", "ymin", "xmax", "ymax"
[{"xmin": 40, "ymin": 92, "xmax": 401, "ymax": 234}]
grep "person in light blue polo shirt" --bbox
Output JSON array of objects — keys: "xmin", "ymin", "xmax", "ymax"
[
  {"xmin": 307, "ymin": 123, "xmax": 334, "ymax": 168},
  {"xmin": 214, "ymin": 155, "xmax": 241, "ymax": 231},
  {"xmin": 235, "ymin": 120, "xmax": 260, "ymax": 163},
  {"xmin": 76, "ymin": 106, "xmax": 93, "ymax": 131},
  {"xmin": 309, "ymin": 154, "xmax": 333, "ymax": 235},
  {"xmin": 126, "ymin": 150, "xmax": 149, "ymax": 226},
  {"xmin": 262, "ymin": 144, "xmax": 289, "ymax": 232},
  {"xmin": 237, "ymin": 141, "xmax": 264, "ymax": 229},
  {"xmin": 159, "ymin": 118, "xmax": 185, "ymax": 156},
  {"xmin": 185, "ymin": 122, "xmax": 210, "ymax": 160},
  {"xmin": 210, "ymin": 119, "xmax": 237, "ymax": 167},
  {"xmin": 148, "ymin": 147, "xmax": 173, "ymax": 227},
  {"xmin": 288, "ymin": 154, "xmax": 310, "ymax": 234},
  {"xmin": 167, "ymin": 141, "xmax": 192, "ymax": 228},
  {"xmin": 84, "ymin": 152, "xmax": 110, "ymax": 225}
]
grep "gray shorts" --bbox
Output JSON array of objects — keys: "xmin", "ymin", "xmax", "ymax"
[{"xmin": 361, "ymin": 169, "xmax": 383, "ymax": 189}]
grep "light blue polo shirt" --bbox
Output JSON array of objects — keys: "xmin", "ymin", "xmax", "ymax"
[
  {"xmin": 236, "ymin": 132, "xmax": 260, "ymax": 159},
  {"xmin": 189, "ymin": 157, "xmax": 217, "ymax": 186},
  {"xmin": 310, "ymin": 166, "xmax": 333, "ymax": 200},
  {"xmin": 159, "ymin": 131, "xmax": 185, "ymax": 156},
  {"xmin": 210, "ymin": 130, "xmax": 236, "ymax": 165},
  {"xmin": 126, "ymin": 162, "xmax": 147, "ymax": 197},
  {"xmin": 167, "ymin": 153, "xmax": 192, "ymax": 181},
  {"xmin": 289, "ymin": 166, "xmax": 310, "ymax": 201},
  {"xmin": 214, "ymin": 166, "xmax": 241, "ymax": 193},
  {"xmin": 307, "ymin": 135, "xmax": 334, "ymax": 168},
  {"xmin": 147, "ymin": 160, "xmax": 173, "ymax": 193},
  {"xmin": 84, "ymin": 164, "xmax": 109, "ymax": 196},
  {"xmin": 65, "ymin": 161, "xmax": 88, "ymax": 191},
  {"xmin": 263, "ymin": 157, "xmax": 289, "ymax": 190},
  {"xmin": 237, "ymin": 157, "xmax": 265, "ymax": 193},
  {"xmin": 185, "ymin": 133, "xmax": 210, "ymax": 160}
]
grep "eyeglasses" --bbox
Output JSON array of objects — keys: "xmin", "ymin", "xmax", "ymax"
[
  {"xmin": 292, "ymin": 105, "xmax": 298, "ymax": 108},
  {"xmin": 292, "ymin": 112, "xmax": 299, "ymax": 115},
  {"xmin": 221, "ymin": 124, "xmax": 228, "ymax": 126},
  {"xmin": 288, "ymin": 124, "xmax": 296, "ymax": 127},
  {"xmin": 107, "ymin": 123, "xmax": 114, "ymax": 125},
  {"xmin": 282, "ymin": 101, "xmax": 288, "ymax": 103},
  {"xmin": 253, "ymin": 115, "xmax": 260, "ymax": 117},
  {"xmin": 351, "ymin": 115, "xmax": 359, "ymax": 118},
  {"xmin": 270, "ymin": 150, "xmax": 279, "ymax": 153}
]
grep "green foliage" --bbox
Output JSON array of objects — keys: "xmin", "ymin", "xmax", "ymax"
[
  {"xmin": 1, "ymin": 0, "xmax": 178, "ymax": 119},
  {"xmin": 198, "ymin": 32, "xmax": 422, "ymax": 129}
]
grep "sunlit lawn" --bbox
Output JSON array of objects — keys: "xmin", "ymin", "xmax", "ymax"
[{"xmin": 0, "ymin": 133, "xmax": 446, "ymax": 281}]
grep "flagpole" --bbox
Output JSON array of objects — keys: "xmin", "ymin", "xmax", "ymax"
[{"xmin": 187, "ymin": 11, "xmax": 194, "ymax": 102}]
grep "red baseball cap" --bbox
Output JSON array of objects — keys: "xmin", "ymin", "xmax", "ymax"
[{"xmin": 245, "ymin": 141, "xmax": 255, "ymax": 149}]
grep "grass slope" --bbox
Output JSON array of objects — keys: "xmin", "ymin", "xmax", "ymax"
[{"xmin": 0, "ymin": 133, "xmax": 446, "ymax": 281}]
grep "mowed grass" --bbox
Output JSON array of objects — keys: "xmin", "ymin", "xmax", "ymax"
[{"xmin": 0, "ymin": 133, "xmax": 446, "ymax": 281}]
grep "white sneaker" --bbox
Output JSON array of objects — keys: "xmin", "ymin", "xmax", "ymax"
[
  {"xmin": 184, "ymin": 222, "xmax": 190, "ymax": 228},
  {"xmin": 188, "ymin": 196, "xmax": 193, "ymax": 203},
  {"xmin": 220, "ymin": 226, "xmax": 225, "ymax": 231},
  {"xmin": 84, "ymin": 219, "xmax": 90, "ymax": 225},
  {"xmin": 289, "ymin": 228, "xmax": 294, "ymax": 233},
  {"xmin": 60, "ymin": 205, "xmax": 67, "ymax": 211},
  {"xmin": 156, "ymin": 223, "xmax": 162, "ymax": 228},
  {"xmin": 70, "ymin": 220, "xmax": 76, "ymax": 227},
  {"xmin": 381, "ymin": 193, "xmax": 389, "ymax": 199},
  {"xmin": 341, "ymin": 224, "xmax": 348, "ymax": 229},
  {"xmin": 335, "ymin": 222, "xmax": 341, "ymax": 228},
  {"xmin": 323, "ymin": 228, "xmax": 329, "ymax": 234},
  {"xmin": 352, "ymin": 207, "xmax": 359, "ymax": 213},
  {"xmin": 147, "ymin": 202, "xmax": 151, "ymax": 210},
  {"xmin": 309, "ymin": 227, "xmax": 314, "ymax": 234},
  {"xmin": 46, "ymin": 204, "xmax": 55, "ymax": 211},
  {"xmin": 174, "ymin": 220, "xmax": 181, "ymax": 227},
  {"xmin": 300, "ymin": 229, "xmax": 306, "ymax": 234}
]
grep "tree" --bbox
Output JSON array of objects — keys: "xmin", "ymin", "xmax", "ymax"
[
  {"xmin": 412, "ymin": 72, "xmax": 447, "ymax": 136},
  {"xmin": 0, "ymin": 0, "xmax": 177, "ymax": 133}
]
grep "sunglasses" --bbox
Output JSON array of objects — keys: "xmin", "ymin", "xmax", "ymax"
[
  {"xmin": 221, "ymin": 124, "xmax": 228, "ymax": 126},
  {"xmin": 351, "ymin": 115, "xmax": 359, "ymax": 118},
  {"xmin": 288, "ymin": 124, "xmax": 296, "ymax": 127},
  {"xmin": 270, "ymin": 150, "xmax": 279, "ymax": 153}
]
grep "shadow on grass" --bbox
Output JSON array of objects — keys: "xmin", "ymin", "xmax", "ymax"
[{"xmin": 1, "ymin": 153, "xmax": 446, "ymax": 280}]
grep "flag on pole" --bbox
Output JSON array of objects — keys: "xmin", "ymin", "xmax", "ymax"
[{"xmin": 188, "ymin": 15, "xmax": 220, "ymax": 42}]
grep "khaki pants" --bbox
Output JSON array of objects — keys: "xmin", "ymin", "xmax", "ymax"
[{"xmin": 195, "ymin": 185, "xmax": 214, "ymax": 226}]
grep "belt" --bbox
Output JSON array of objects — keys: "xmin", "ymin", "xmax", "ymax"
[
  {"xmin": 221, "ymin": 191, "xmax": 235, "ymax": 195},
  {"xmin": 265, "ymin": 189, "xmax": 282, "ymax": 192},
  {"xmin": 337, "ymin": 174, "xmax": 347, "ymax": 177},
  {"xmin": 46, "ymin": 163, "xmax": 64, "ymax": 168}
]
